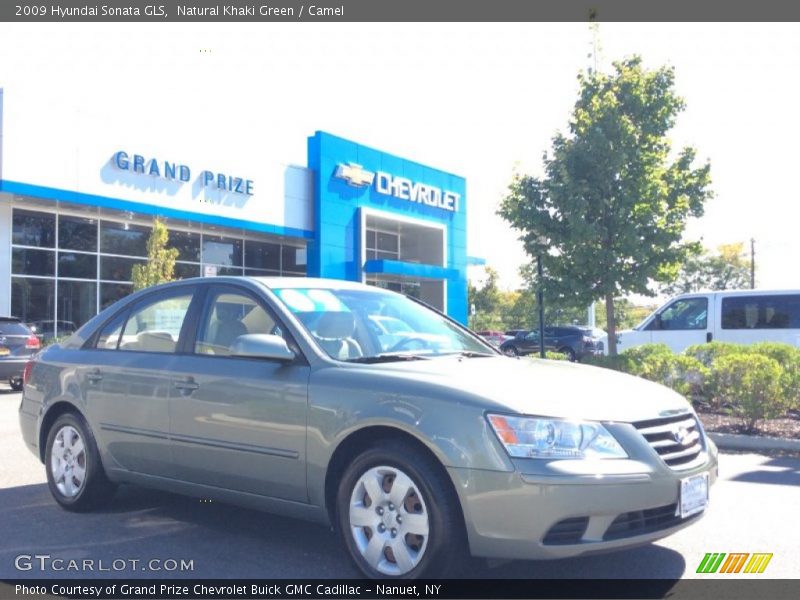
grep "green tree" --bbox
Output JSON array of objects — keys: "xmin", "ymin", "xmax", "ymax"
[
  {"xmin": 468, "ymin": 266, "xmax": 502, "ymax": 314},
  {"xmin": 661, "ymin": 242, "xmax": 750, "ymax": 296},
  {"xmin": 468, "ymin": 267, "xmax": 506, "ymax": 330},
  {"xmin": 499, "ymin": 57, "xmax": 712, "ymax": 354},
  {"xmin": 593, "ymin": 298, "xmax": 658, "ymax": 331},
  {"xmin": 131, "ymin": 218, "xmax": 179, "ymax": 291}
]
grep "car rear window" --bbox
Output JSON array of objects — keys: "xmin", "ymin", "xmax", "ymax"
[{"xmin": 0, "ymin": 319, "xmax": 32, "ymax": 335}]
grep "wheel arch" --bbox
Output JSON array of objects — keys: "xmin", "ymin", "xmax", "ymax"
[
  {"xmin": 323, "ymin": 425, "xmax": 467, "ymax": 536},
  {"xmin": 38, "ymin": 401, "xmax": 85, "ymax": 462}
]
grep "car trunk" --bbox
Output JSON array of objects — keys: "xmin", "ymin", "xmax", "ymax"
[{"xmin": 0, "ymin": 319, "xmax": 36, "ymax": 358}]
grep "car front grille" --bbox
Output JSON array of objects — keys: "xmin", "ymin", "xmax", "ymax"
[
  {"xmin": 633, "ymin": 413, "xmax": 706, "ymax": 470},
  {"xmin": 603, "ymin": 503, "xmax": 699, "ymax": 541},
  {"xmin": 542, "ymin": 517, "xmax": 590, "ymax": 545}
]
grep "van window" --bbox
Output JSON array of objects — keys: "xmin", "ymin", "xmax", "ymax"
[
  {"xmin": 649, "ymin": 298, "xmax": 708, "ymax": 331},
  {"xmin": 721, "ymin": 295, "xmax": 800, "ymax": 329}
]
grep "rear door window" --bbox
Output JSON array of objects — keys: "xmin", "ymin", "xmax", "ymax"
[
  {"xmin": 721, "ymin": 295, "xmax": 800, "ymax": 329},
  {"xmin": 94, "ymin": 289, "xmax": 196, "ymax": 353}
]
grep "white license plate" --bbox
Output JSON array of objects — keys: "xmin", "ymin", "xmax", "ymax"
[{"xmin": 680, "ymin": 473, "xmax": 709, "ymax": 518}]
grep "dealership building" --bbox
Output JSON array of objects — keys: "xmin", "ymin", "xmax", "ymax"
[{"xmin": 0, "ymin": 89, "xmax": 469, "ymax": 337}]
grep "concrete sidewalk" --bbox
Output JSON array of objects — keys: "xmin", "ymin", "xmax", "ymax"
[{"xmin": 709, "ymin": 431, "xmax": 800, "ymax": 452}]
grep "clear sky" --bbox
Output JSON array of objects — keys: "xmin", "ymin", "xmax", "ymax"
[{"xmin": 1, "ymin": 22, "xmax": 798, "ymax": 294}]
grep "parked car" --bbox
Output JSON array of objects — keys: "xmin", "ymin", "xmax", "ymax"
[
  {"xmin": 0, "ymin": 316, "xmax": 41, "ymax": 390},
  {"xmin": 28, "ymin": 320, "xmax": 77, "ymax": 343},
  {"xmin": 580, "ymin": 326, "xmax": 606, "ymax": 354},
  {"xmin": 500, "ymin": 326, "xmax": 604, "ymax": 361},
  {"xmin": 505, "ymin": 329, "xmax": 528, "ymax": 337},
  {"xmin": 19, "ymin": 277, "xmax": 717, "ymax": 578},
  {"xmin": 602, "ymin": 289, "xmax": 800, "ymax": 354},
  {"xmin": 476, "ymin": 330, "xmax": 511, "ymax": 347}
]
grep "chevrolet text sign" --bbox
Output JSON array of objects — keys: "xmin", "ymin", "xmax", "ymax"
[{"xmin": 335, "ymin": 163, "xmax": 460, "ymax": 212}]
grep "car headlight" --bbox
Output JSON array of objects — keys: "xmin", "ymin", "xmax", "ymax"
[{"xmin": 487, "ymin": 414, "xmax": 628, "ymax": 459}]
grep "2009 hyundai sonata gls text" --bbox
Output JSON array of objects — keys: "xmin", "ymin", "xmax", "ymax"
[{"xmin": 19, "ymin": 277, "xmax": 717, "ymax": 578}]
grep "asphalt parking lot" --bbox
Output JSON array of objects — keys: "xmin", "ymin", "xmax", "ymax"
[{"xmin": 1, "ymin": 387, "xmax": 798, "ymax": 581}]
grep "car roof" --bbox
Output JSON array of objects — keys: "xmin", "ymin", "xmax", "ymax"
[
  {"xmin": 139, "ymin": 276, "xmax": 389, "ymax": 293},
  {"xmin": 0, "ymin": 316, "xmax": 22, "ymax": 322},
  {"xmin": 252, "ymin": 277, "xmax": 377, "ymax": 291},
  {"xmin": 672, "ymin": 288, "xmax": 800, "ymax": 298}
]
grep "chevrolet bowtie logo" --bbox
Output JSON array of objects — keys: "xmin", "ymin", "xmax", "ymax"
[{"xmin": 335, "ymin": 163, "xmax": 375, "ymax": 187}]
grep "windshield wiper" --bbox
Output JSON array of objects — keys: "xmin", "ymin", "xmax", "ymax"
[
  {"xmin": 346, "ymin": 353, "xmax": 431, "ymax": 364},
  {"xmin": 443, "ymin": 351, "xmax": 496, "ymax": 358}
]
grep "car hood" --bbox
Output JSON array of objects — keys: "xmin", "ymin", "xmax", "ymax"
[{"xmin": 366, "ymin": 355, "xmax": 692, "ymax": 423}]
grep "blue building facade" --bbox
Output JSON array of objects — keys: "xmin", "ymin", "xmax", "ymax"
[
  {"xmin": 0, "ymin": 101, "xmax": 469, "ymax": 331},
  {"xmin": 307, "ymin": 132, "xmax": 468, "ymax": 323}
]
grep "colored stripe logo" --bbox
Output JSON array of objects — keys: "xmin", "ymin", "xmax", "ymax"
[{"xmin": 697, "ymin": 553, "xmax": 773, "ymax": 574}]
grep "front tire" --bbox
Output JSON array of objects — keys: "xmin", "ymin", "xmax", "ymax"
[
  {"xmin": 559, "ymin": 347, "xmax": 577, "ymax": 362},
  {"xmin": 336, "ymin": 441, "xmax": 465, "ymax": 578},
  {"xmin": 44, "ymin": 412, "xmax": 116, "ymax": 511},
  {"xmin": 9, "ymin": 377, "xmax": 23, "ymax": 392}
]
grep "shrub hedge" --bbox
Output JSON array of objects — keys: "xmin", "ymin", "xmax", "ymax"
[{"xmin": 581, "ymin": 341, "xmax": 800, "ymax": 430}]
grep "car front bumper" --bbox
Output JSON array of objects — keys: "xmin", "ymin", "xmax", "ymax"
[{"xmin": 448, "ymin": 442, "xmax": 718, "ymax": 561}]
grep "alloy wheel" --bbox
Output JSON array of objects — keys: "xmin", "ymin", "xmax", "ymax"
[
  {"xmin": 50, "ymin": 425, "xmax": 87, "ymax": 498},
  {"xmin": 348, "ymin": 465, "xmax": 430, "ymax": 576}
]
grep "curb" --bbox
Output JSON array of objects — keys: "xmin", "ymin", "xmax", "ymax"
[{"xmin": 708, "ymin": 432, "xmax": 800, "ymax": 452}]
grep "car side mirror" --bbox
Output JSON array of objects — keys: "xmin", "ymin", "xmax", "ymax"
[{"xmin": 230, "ymin": 334, "xmax": 296, "ymax": 361}]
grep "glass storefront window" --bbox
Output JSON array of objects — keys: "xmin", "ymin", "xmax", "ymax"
[
  {"xmin": 12, "ymin": 248, "xmax": 56, "ymax": 276},
  {"xmin": 203, "ymin": 235, "xmax": 242, "ymax": 266},
  {"xmin": 169, "ymin": 230, "xmax": 201, "ymax": 262},
  {"xmin": 59, "ymin": 215, "xmax": 98, "ymax": 252},
  {"xmin": 214, "ymin": 266, "xmax": 244, "ymax": 276},
  {"xmin": 100, "ymin": 221, "xmax": 151, "ymax": 256},
  {"xmin": 282, "ymin": 245, "xmax": 307, "ymax": 273},
  {"xmin": 174, "ymin": 263, "xmax": 201, "ymax": 280},
  {"xmin": 101, "ymin": 282, "xmax": 134, "ymax": 310},
  {"xmin": 57, "ymin": 280, "xmax": 98, "ymax": 330},
  {"xmin": 377, "ymin": 232, "xmax": 399, "ymax": 253},
  {"xmin": 9, "ymin": 208, "xmax": 306, "ymax": 331},
  {"xmin": 12, "ymin": 209, "xmax": 56, "ymax": 248},
  {"xmin": 366, "ymin": 229, "xmax": 400, "ymax": 261},
  {"xmin": 11, "ymin": 277, "xmax": 55, "ymax": 323},
  {"xmin": 58, "ymin": 252, "xmax": 98, "ymax": 279},
  {"xmin": 244, "ymin": 268, "xmax": 281, "ymax": 277},
  {"xmin": 245, "ymin": 240, "xmax": 280, "ymax": 270},
  {"xmin": 101, "ymin": 256, "xmax": 146, "ymax": 281}
]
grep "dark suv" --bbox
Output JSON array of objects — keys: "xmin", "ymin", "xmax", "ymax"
[
  {"xmin": 499, "ymin": 326, "xmax": 604, "ymax": 361},
  {"xmin": 0, "ymin": 317, "xmax": 40, "ymax": 390}
]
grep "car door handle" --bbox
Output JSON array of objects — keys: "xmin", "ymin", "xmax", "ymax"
[
  {"xmin": 172, "ymin": 378, "xmax": 199, "ymax": 392},
  {"xmin": 86, "ymin": 370, "xmax": 103, "ymax": 383}
]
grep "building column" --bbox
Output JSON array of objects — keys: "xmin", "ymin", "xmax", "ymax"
[{"xmin": 0, "ymin": 199, "xmax": 12, "ymax": 315}]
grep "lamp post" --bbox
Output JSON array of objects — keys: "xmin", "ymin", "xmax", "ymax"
[{"xmin": 535, "ymin": 235, "xmax": 547, "ymax": 359}]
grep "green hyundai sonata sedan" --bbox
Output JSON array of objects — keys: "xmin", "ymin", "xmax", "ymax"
[{"xmin": 19, "ymin": 277, "xmax": 717, "ymax": 578}]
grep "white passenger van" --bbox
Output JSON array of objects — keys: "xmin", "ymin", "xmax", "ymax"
[{"xmin": 607, "ymin": 289, "xmax": 800, "ymax": 354}]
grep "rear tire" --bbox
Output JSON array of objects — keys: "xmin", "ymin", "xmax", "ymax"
[
  {"xmin": 502, "ymin": 345, "xmax": 519, "ymax": 357},
  {"xmin": 336, "ymin": 441, "xmax": 466, "ymax": 579},
  {"xmin": 44, "ymin": 412, "xmax": 116, "ymax": 512},
  {"xmin": 559, "ymin": 347, "xmax": 576, "ymax": 362}
]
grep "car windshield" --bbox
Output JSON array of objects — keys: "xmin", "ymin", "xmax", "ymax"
[{"xmin": 272, "ymin": 286, "xmax": 494, "ymax": 361}]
